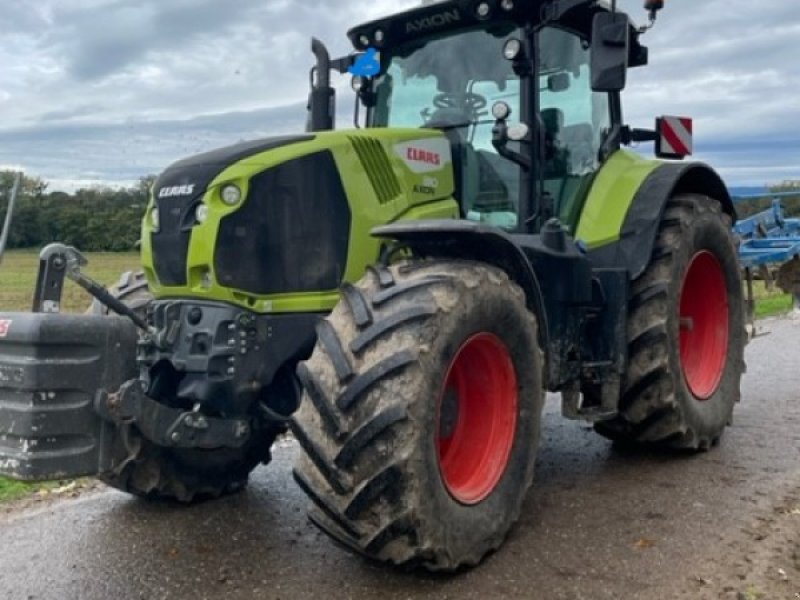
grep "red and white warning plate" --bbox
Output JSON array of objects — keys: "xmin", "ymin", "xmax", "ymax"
[{"xmin": 657, "ymin": 116, "xmax": 693, "ymax": 158}]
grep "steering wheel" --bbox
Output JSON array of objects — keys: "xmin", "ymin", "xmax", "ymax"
[{"xmin": 432, "ymin": 92, "xmax": 488, "ymax": 113}]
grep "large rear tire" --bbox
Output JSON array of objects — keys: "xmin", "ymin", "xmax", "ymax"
[
  {"xmin": 595, "ymin": 194, "xmax": 746, "ymax": 449},
  {"xmin": 291, "ymin": 260, "xmax": 544, "ymax": 570},
  {"xmin": 92, "ymin": 272, "xmax": 278, "ymax": 502}
]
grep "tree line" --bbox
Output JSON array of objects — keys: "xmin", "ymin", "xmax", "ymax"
[
  {"xmin": 735, "ymin": 181, "xmax": 800, "ymax": 219},
  {"xmin": 0, "ymin": 171, "xmax": 153, "ymax": 252}
]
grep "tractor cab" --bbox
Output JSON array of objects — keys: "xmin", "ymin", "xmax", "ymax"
[{"xmin": 311, "ymin": 0, "xmax": 651, "ymax": 235}]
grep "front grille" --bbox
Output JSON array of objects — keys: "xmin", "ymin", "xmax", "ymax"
[
  {"xmin": 151, "ymin": 195, "xmax": 196, "ymax": 286},
  {"xmin": 150, "ymin": 136, "xmax": 313, "ymax": 288},
  {"xmin": 349, "ymin": 136, "xmax": 401, "ymax": 205},
  {"xmin": 214, "ymin": 151, "xmax": 351, "ymax": 296}
]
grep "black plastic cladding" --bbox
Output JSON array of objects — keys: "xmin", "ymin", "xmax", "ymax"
[
  {"xmin": 140, "ymin": 300, "xmax": 321, "ymax": 417},
  {"xmin": 151, "ymin": 135, "xmax": 312, "ymax": 287},
  {"xmin": 0, "ymin": 313, "xmax": 138, "ymax": 481},
  {"xmin": 348, "ymin": 0, "xmax": 524, "ymax": 50},
  {"xmin": 151, "ymin": 195, "xmax": 194, "ymax": 287},
  {"xmin": 214, "ymin": 151, "xmax": 351, "ymax": 296}
]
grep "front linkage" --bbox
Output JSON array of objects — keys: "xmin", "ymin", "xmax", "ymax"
[
  {"xmin": 96, "ymin": 379, "xmax": 251, "ymax": 450},
  {"xmin": 0, "ymin": 244, "xmax": 316, "ymax": 497}
]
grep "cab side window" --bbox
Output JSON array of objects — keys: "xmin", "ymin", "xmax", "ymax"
[{"xmin": 539, "ymin": 26, "xmax": 611, "ymax": 228}]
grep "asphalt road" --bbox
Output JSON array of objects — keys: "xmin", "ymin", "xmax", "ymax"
[{"xmin": 1, "ymin": 317, "xmax": 799, "ymax": 600}]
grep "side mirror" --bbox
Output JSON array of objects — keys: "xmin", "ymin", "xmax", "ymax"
[{"xmin": 590, "ymin": 13, "xmax": 630, "ymax": 92}]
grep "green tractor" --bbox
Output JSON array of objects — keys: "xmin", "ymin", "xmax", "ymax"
[{"xmin": 0, "ymin": 0, "xmax": 744, "ymax": 571}]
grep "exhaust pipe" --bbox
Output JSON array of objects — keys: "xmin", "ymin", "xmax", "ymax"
[
  {"xmin": 307, "ymin": 37, "xmax": 336, "ymax": 132},
  {"xmin": 0, "ymin": 172, "xmax": 22, "ymax": 267}
]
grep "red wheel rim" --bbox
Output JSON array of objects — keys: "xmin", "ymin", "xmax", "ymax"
[
  {"xmin": 679, "ymin": 251, "xmax": 729, "ymax": 400},
  {"xmin": 436, "ymin": 333, "xmax": 518, "ymax": 505}
]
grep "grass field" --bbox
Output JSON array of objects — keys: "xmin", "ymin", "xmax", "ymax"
[
  {"xmin": 753, "ymin": 284, "xmax": 795, "ymax": 318},
  {"xmin": 0, "ymin": 250, "xmax": 141, "ymax": 313},
  {"xmin": 0, "ymin": 251, "xmax": 794, "ymax": 502}
]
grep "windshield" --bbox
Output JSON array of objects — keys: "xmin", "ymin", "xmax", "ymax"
[
  {"xmin": 373, "ymin": 25, "xmax": 521, "ymax": 131},
  {"xmin": 371, "ymin": 25, "xmax": 524, "ymax": 230}
]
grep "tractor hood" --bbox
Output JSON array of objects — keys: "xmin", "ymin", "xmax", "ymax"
[
  {"xmin": 152, "ymin": 135, "xmax": 313, "ymax": 204},
  {"xmin": 141, "ymin": 129, "xmax": 459, "ymax": 314}
]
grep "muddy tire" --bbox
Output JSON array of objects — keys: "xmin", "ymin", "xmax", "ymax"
[
  {"xmin": 101, "ymin": 430, "xmax": 277, "ymax": 503},
  {"xmin": 92, "ymin": 272, "xmax": 278, "ymax": 503},
  {"xmin": 291, "ymin": 260, "xmax": 544, "ymax": 570},
  {"xmin": 595, "ymin": 194, "xmax": 746, "ymax": 449}
]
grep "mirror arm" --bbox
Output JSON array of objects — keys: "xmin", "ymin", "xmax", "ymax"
[
  {"xmin": 331, "ymin": 55, "xmax": 357, "ymax": 75},
  {"xmin": 621, "ymin": 126, "xmax": 657, "ymax": 144}
]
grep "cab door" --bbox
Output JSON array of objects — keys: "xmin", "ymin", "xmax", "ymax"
[{"xmin": 538, "ymin": 25, "xmax": 611, "ymax": 233}]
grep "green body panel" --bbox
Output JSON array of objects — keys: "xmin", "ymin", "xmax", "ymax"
[
  {"xmin": 140, "ymin": 129, "xmax": 459, "ymax": 314},
  {"xmin": 574, "ymin": 150, "xmax": 661, "ymax": 249}
]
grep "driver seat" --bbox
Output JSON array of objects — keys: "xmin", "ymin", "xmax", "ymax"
[
  {"xmin": 425, "ymin": 109, "xmax": 480, "ymax": 214},
  {"xmin": 424, "ymin": 109, "xmax": 507, "ymax": 215}
]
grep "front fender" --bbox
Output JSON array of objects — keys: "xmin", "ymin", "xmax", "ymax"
[{"xmin": 372, "ymin": 219, "xmax": 550, "ymax": 369}]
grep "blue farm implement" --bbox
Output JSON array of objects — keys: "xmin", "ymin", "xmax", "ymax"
[{"xmin": 734, "ymin": 190, "xmax": 800, "ymax": 317}]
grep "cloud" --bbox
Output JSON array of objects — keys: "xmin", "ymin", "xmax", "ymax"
[
  {"xmin": 48, "ymin": 0, "xmax": 266, "ymax": 80},
  {"xmin": 0, "ymin": 102, "xmax": 308, "ymax": 189},
  {"xmin": 0, "ymin": 0, "xmax": 797, "ymax": 189}
]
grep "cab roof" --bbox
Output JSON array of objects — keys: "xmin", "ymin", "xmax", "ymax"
[{"xmin": 348, "ymin": 0, "xmax": 647, "ymax": 67}]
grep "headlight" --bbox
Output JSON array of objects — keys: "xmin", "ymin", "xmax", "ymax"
[
  {"xmin": 220, "ymin": 184, "xmax": 242, "ymax": 206},
  {"xmin": 503, "ymin": 38, "xmax": 523, "ymax": 61},
  {"xmin": 151, "ymin": 207, "xmax": 160, "ymax": 232},
  {"xmin": 195, "ymin": 203, "xmax": 209, "ymax": 224},
  {"xmin": 476, "ymin": 2, "xmax": 491, "ymax": 19},
  {"xmin": 492, "ymin": 101, "xmax": 512, "ymax": 121},
  {"xmin": 507, "ymin": 123, "xmax": 530, "ymax": 142}
]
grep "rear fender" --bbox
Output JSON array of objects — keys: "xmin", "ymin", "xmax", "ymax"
[{"xmin": 586, "ymin": 161, "xmax": 735, "ymax": 278}]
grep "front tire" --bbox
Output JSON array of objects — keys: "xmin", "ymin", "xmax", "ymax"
[
  {"xmin": 595, "ymin": 194, "xmax": 746, "ymax": 449},
  {"xmin": 291, "ymin": 260, "xmax": 544, "ymax": 570}
]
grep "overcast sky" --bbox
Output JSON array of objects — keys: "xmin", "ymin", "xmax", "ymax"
[{"xmin": 0, "ymin": 0, "xmax": 798, "ymax": 191}]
